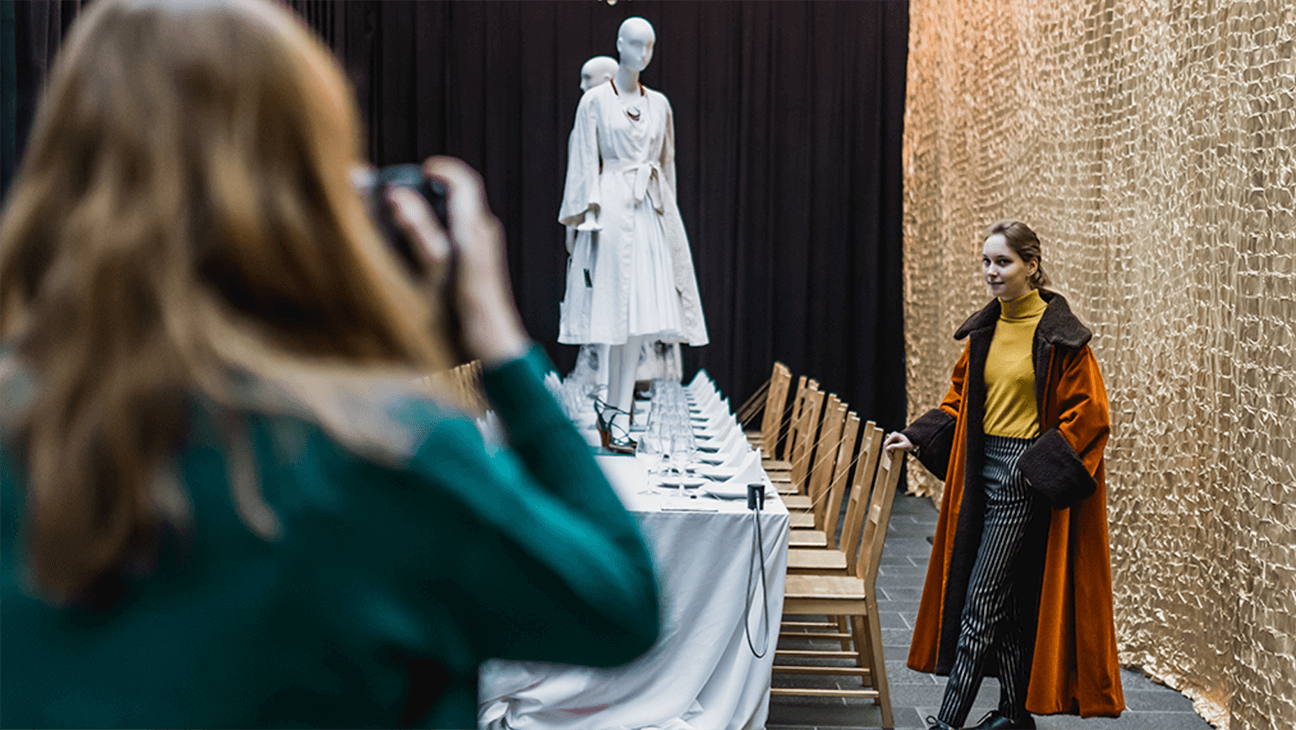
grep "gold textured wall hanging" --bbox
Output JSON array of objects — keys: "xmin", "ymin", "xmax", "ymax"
[{"xmin": 902, "ymin": 1, "xmax": 1296, "ymax": 728}]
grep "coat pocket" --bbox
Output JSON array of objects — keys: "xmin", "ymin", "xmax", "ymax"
[{"xmin": 1017, "ymin": 428, "xmax": 1097, "ymax": 509}]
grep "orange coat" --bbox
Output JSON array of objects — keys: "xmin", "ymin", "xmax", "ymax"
[{"xmin": 903, "ymin": 292, "xmax": 1124, "ymax": 717}]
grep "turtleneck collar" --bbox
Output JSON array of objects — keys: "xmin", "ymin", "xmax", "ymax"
[{"xmin": 1000, "ymin": 289, "xmax": 1046, "ymax": 322}]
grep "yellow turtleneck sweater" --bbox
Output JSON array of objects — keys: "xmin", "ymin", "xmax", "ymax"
[{"xmin": 983, "ymin": 289, "xmax": 1047, "ymax": 438}]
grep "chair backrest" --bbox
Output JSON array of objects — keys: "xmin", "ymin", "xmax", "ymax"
[
  {"xmin": 759, "ymin": 362, "xmax": 793, "ymax": 456},
  {"xmin": 780, "ymin": 376, "xmax": 811, "ymax": 462},
  {"xmin": 788, "ymin": 383, "xmax": 824, "ymax": 488},
  {"xmin": 821, "ymin": 411, "xmax": 860, "ymax": 547},
  {"xmin": 840, "ymin": 423, "xmax": 884, "ymax": 573},
  {"xmin": 806, "ymin": 398, "xmax": 847, "ymax": 532},
  {"xmin": 855, "ymin": 447, "xmax": 903, "ymax": 586}
]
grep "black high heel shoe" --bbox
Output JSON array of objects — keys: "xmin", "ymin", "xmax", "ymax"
[
  {"xmin": 967, "ymin": 711, "xmax": 1035, "ymax": 730},
  {"xmin": 593, "ymin": 399, "xmax": 636, "ymax": 455}
]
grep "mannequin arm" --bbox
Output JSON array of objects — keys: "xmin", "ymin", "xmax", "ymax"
[
  {"xmin": 662, "ymin": 96, "xmax": 678, "ymax": 197},
  {"xmin": 574, "ymin": 206, "xmax": 602, "ymax": 231},
  {"xmin": 558, "ymin": 92, "xmax": 603, "ymax": 229}
]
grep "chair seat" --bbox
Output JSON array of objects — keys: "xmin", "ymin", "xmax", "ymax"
[
  {"xmin": 782, "ymin": 495, "xmax": 812, "ymax": 509},
  {"xmin": 784, "ymin": 573, "xmax": 867, "ymax": 601},
  {"xmin": 789, "ymin": 529, "xmax": 828, "ymax": 548},
  {"xmin": 789, "ymin": 511, "xmax": 814, "ymax": 529},
  {"xmin": 787, "ymin": 548, "xmax": 848, "ymax": 572},
  {"xmin": 763, "ymin": 459, "xmax": 792, "ymax": 470}
]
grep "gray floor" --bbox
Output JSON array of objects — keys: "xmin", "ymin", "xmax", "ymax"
[{"xmin": 767, "ymin": 493, "xmax": 1214, "ymax": 730}]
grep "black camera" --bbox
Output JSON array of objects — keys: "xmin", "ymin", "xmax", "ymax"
[
  {"xmin": 356, "ymin": 164, "xmax": 450, "ymax": 276},
  {"xmin": 356, "ymin": 164, "xmax": 470, "ymax": 363}
]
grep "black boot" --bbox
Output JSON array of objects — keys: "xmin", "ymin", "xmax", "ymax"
[
  {"xmin": 924, "ymin": 716, "xmax": 959, "ymax": 730},
  {"xmin": 967, "ymin": 710, "xmax": 1036, "ymax": 730}
]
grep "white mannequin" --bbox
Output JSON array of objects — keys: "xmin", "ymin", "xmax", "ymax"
[
  {"xmin": 571, "ymin": 54, "xmax": 682, "ymax": 391},
  {"xmin": 567, "ymin": 56, "xmax": 619, "ymax": 395},
  {"xmin": 566, "ymin": 56, "xmax": 619, "ymax": 256},
  {"xmin": 557, "ymin": 16, "xmax": 708, "ymax": 447},
  {"xmin": 580, "ymin": 55, "xmax": 619, "ymax": 92},
  {"xmin": 604, "ymin": 19, "xmax": 661, "ymax": 431},
  {"xmin": 575, "ymin": 18, "xmax": 654, "ymax": 235}
]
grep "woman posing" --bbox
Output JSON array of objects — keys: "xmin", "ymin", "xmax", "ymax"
[{"xmin": 884, "ymin": 221, "xmax": 1124, "ymax": 730}]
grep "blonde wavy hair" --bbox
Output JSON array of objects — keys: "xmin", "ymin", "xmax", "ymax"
[{"xmin": 0, "ymin": 0, "xmax": 452, "ymax": 603}]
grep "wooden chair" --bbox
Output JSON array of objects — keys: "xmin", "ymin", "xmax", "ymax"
[
  {"xmin": 424, "ymin": 360, "xmax": 487, "ymax": 417},
  {"xmin": 769, "ymin": 381, "xmax": 822, "ymax": 492},
  {"xmin": 786, "ymin": 422, "xmax": 883, "ymax": 572},
  {"xmin": 785, "ymin": 418, "xmax": 875, "ymax": 554},
  {"xmin": 748, "ymin": 362, "xmax": 793, "ymax": 458},
  {"xmin": 779, "ymin": 388, "xmax": 836, "ymax": 546},
  {"xmin": 764, "ymin": 375, "xmax": 813, "ymax": 470},
  {"xmin": 777, "ymin": 387, "xmax": 829, "ymax": 518},
  {"xmin": 782, "ymin": 421, "xmax": 882, "ymax": 662},
  {"xmin": 783, "ymin": 407, "xmax": 856, "ymax": 513},
  {"xmin": 771, "ymin": 447, "xmax": 903, "ymax": 729},
  {"xmin": 786, "ymin": 397, "xmax": 846, "ymax": 529},
  {"xmin": 806, "ymin": 406, "xmax": 856, "ymax": 534}
]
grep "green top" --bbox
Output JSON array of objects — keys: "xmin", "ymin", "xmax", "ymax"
[{"xmin": 1, "ymin": 347, "xmax": 660, "ymax": 728}]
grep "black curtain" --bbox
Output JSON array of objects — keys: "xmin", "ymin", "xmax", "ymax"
[
  {"xmin": 2, "ymin": 0, "xmax": 909, "ymax": 432},
  {"xmin": 1, "ymin": 1, "xmax": 87, "ymax": 208}
]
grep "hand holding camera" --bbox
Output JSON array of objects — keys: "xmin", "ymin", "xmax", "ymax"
[{"xmin": 385, "ymin": 157, "xmax": 529, "ymax": 367}]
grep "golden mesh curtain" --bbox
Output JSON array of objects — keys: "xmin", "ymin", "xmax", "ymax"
[{"xmin": 902, "ymin": 2, "xmax": 1295, "ymax": 728}]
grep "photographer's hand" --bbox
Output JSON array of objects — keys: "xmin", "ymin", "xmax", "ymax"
[{"xmin": 388, "ymin": 157, "xmax": 529, "ymax": 367}]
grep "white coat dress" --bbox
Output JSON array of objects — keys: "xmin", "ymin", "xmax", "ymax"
[{"xmin": 558, "ymin": 82, "xmax": 708, "ymax": 347}]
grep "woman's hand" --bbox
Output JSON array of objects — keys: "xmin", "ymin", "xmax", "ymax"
[
  {"xmin": 388, "ymin": 157, "xmax": 530, "ymax": 367},
  {"xmin": 883, "ymin": 432, "xmax": 914, "ymax": 457}
]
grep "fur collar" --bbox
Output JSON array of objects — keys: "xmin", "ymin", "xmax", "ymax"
[{"xmin": 954, "ymin": 289, "xmax": 1091, "ymax": 348}]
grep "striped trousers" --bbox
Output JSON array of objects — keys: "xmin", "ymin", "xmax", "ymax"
[{"xmin": 937, "ymin": 435, "xmax": 1043, "ymax": 727}]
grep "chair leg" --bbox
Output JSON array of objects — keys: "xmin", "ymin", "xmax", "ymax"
[
  {"xmin": 849, "ymin": 614, "xmax": 872, "ymax": 679},
  {"xmin": 864, "ymin": 608, "xmax": 894, "ymax": 729},
  {"xmin": 837, "ymin": 615, "xmax": 852, "ymax": 652}
]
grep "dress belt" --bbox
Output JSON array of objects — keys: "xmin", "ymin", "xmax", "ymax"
[{"xmin": 603, "ymin": 160, "xmax": 666, "ymax": 213}]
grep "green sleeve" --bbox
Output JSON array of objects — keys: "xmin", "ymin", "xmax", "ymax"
[{"xmin": 318, "ymin": 347, "xmax": 660, "ymax": 675}]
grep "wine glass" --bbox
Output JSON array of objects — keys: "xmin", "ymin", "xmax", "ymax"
[
  {"xmin": 636, "ymin": 423, "xmax": 664, "ymax": 476},
  {"xmin": 671, "ymin": 418, "xmax": 700, "ymax": 493}
]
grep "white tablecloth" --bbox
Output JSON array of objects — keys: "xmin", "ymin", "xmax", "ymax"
[{"xmin": 479, "ymin": 455, "xmax": 790, "ymax": 730}]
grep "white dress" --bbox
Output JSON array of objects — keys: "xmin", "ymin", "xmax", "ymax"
[{"xmin": 558, "ymin": 82, "xmax": 709, "ymax": 347}]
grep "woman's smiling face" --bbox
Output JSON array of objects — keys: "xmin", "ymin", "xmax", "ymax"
[{"xmin": 982, "ymin": 233, "xmax": 1037, "ymax": 301}]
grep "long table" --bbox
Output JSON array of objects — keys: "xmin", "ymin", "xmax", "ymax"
[{"xmin": 478, "ymin": 454, "xmax": 790, "ymax": 730}]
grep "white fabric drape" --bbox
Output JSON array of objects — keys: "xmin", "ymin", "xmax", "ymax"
[{"xmin": 479, "ymin": 456, "xmax": 788, "ymax": 730}]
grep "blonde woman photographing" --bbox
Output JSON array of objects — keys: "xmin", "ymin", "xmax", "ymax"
[{"xmin": 0, "ymin": 1, "xmax": 659, "ymax": 727}]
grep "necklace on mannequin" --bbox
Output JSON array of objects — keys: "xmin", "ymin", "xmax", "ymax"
[{"xmin": 611, "ymin": 79, "xmax": 644, "ymax": 121}]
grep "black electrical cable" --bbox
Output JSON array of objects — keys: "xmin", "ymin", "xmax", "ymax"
[{"xmin": 743, "ymin": 493, "xmax": 771, "ymax": 659}]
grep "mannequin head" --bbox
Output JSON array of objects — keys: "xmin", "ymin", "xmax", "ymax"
[
  {"xmin": 579, "ymin": 56, "xmax": 619, "ymax": 92},
  {"xmin": 616, "ymin": 17, "xmax": 655, "ymax": 74}
]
